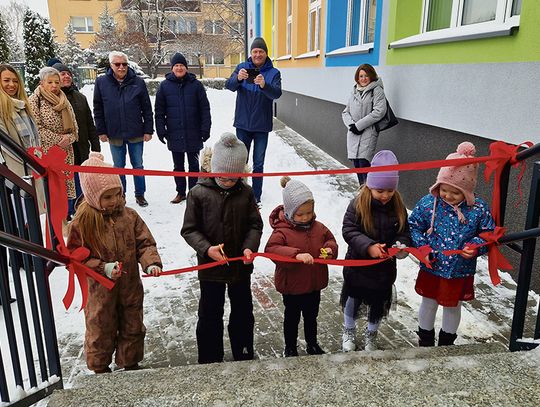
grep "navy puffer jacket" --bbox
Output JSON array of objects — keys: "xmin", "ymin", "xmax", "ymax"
[
  {"xmin": 155, "ymin": 72, "xmax": 211, "ymax": 153},
  {"xmin": 93, "ymin": 68, "xmax": 153, "ymax": 140},
  {"xmin": 225, "ymin": 57, "xmax": 281, "ymax": 133}
]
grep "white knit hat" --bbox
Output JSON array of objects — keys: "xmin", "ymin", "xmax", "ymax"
[
  {"xmin": 281, "ymin": 176, "xmax": 314, "ymax": 220},
  {"xmin": 211, "ymin": 133, "xmax": 248, "ymax": 174}
]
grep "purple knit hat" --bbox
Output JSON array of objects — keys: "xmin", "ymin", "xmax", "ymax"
[{"xmin": 366, "ymin": 150, "xmax": 399, "ymax": 190}]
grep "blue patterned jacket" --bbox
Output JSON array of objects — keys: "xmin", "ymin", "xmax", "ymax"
[{"xmin": 408, "ymin": 194, "xmax": 495, "ymax": 279}]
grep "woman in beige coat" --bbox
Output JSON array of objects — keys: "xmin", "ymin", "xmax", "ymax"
[
  {"xmin": 342, "ymin": 64, "xmax": 387, "ymax": 186},
  {"xmin": 29, "ymin": 66, "xmax": 78, "ymax": 206}
]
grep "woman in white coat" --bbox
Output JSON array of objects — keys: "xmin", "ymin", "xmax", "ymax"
[{"xmin": 342, "ymin": 64, "xmax": 387, "ymax": 185}]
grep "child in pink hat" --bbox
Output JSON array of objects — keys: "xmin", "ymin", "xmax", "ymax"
[
  {"xmin": 409, "ymin": 142, "xmax": 495, "ymax": 347},
  {"xmin": 67, "ymin": 152, "xmax": 162, "ymax": 373}
]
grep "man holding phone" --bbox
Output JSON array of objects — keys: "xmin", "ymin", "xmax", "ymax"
[{"xmin": 225, "ymin": 37, "xmax": 282, "ymax": 207}]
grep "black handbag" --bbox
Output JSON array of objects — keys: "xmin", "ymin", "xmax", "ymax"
[{"xmin": 374, "ymin": 98, "xmax": 398, "ymax": 132}]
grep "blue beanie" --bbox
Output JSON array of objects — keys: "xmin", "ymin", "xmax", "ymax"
[
  {"xmin": 170, "ymin": 52, "xmax": 188, "ymax": 68},
  {"xmin": 47, "ymin": 57, "xmax": 62, "ymax": 67}
]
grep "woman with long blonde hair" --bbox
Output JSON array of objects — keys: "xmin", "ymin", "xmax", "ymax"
[
  {"xmin": 340, "ymin": 150, "xmax": 411, "ymax": 352},
  {"xmin": 0, "ymin": 64, "xmax": 40, "ymax": 176}
]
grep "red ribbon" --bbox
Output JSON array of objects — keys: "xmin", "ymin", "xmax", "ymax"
[
  {"xmin": 442, "ymin": 227, "xmax": 512, "ymax": 286},
  {"xmin": 29, "ymin": 146, "xmax": 70, "ymax": 250},
  {"xmin": 147, "ymin": 246, "xmax": 433, "ymax": 277},
  {"xmin": 56, "ymin": 245, "xmax": 115, "ymax": 310},
  {"xmin": 484, "ymin": 141, "xmax": 532, "ymax": 225}
]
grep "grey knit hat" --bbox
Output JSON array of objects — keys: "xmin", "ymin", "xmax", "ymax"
[
  {"xmin": 250, "ymin": 37, "xmax": 268, "ymax": 53},
  {"xmin": 281, "ymin": 176, "xmax": 314, "ymax": 220},
  {"xmin": 211, "ymin": 132, "xmax": 248, "ymax": 174}
]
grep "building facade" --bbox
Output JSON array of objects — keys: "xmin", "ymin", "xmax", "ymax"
[{"xmin": 248, "ymin": 0, "xmax": 540, "ymax": 286}]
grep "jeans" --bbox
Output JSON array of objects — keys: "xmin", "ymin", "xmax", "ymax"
[
  {"xmin": 196, "ymin": 280, "xmax": 254, "ymax": 364},
  {"xmin": 171, "ymin": 151, "xmax": 200, "ymax": 196},
  {"xmin": 67, "ymin": 172, "xmax": 82, "ymax": 216},
  {"xmin": 109, "ymin": 140, "xmax": 146, "ymax": 197},
  {"xmin": 236, "ymin": 129, "xmax": 269, "ymax": 202},
  {"xmin": 351, "ymin": 158, "xmax": 371, "ymax": 186}
]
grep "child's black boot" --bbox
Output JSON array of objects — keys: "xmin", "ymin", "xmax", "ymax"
[
  {"xmin": 306, "ymin": 343, "xmax": 326, "ymax": 355},
  {"xmin": 417, "ymin": 327, "xmax": 435, "ymax": 347},
  {"xmin": 438, "ymin": 329, "xmax": 457, "ymax": 346},
  {"xmin": 284, "ymin": 346, "xmax": 298, "ymax": 357}
]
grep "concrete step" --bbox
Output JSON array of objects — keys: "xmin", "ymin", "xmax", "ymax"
[{"xmin": 48, "ymin": 343, "xmax": 540, "ymax": 407}]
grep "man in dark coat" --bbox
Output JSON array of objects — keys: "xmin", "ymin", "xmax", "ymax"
[
  {"xmin": 93, "ymin": 51, "xmax": 154, "ymax": 207},
  {"xmin": 54, "ymin": 63, "xmax": 100, "ymax": 212},
  {"xmin": 155, "ymin": 52, "xmax": 211, "ymax": 204},
  {"xmin": 225, "ymin": 37, "xmax": 282, "ymax": 206}
]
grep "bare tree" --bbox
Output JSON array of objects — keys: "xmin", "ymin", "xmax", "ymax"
[
  {"xmin": 121, "ymin": 0, "xmax": 201, "ymax": 78},
  {"xmin": 205, "ymin": 0, "xmax": 245, "ymax": 55},
  {"xmin": 174, "ymin": 32, "xmax": 228, "ymax": 78},
  {"xmin": 0, "ymin": 0, "xmax": 28, "ymax": 60}
]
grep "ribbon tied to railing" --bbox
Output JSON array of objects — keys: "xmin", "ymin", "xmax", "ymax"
[
  {"xmin": 484, "ymin": 141, "xmax": 533, "ymax": 225},
  {"xmin": 442, "ymin": 226, "xmax": 512, "ymax": 286}
]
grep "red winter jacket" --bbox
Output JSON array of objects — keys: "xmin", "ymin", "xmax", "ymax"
[{"xmin": 264, "ymin": 205, "xmax": 338, "ymax": 295}]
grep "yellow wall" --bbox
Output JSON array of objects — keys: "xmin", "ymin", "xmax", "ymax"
[
  {"xmin": 48, "ymin": 0, "xmax": 122, "ymax": 48},
  {"xmin": 272, "ymin": 0, "xmax": 324, "ymax": 69}
]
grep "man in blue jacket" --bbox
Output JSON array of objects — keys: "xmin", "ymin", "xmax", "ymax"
[
  {"xmin": 225, "ymin": 37, "xmax": 282, "ymax": 206},
  {"xmin": 155, "ymin": 52, "xmax": 211, "ymax": 204},
  {"xmin": 93, "ymin": 51, "xmax": 154, "ymax": 207}
]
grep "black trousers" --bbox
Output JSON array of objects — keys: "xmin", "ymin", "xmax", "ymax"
[
  {"xmin": 282, "ymin": 290, "xmax": 321, "ymax": 348},
  {"xmin": 171, "ymin": 151, "xmax": 199, "ymax": 196},
  {"xmin": 196, "ymin": 280, "xmax": 254, "ymax": 364}
]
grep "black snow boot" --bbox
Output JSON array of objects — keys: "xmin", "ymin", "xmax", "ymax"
[
  {"xmin": 438, "ymin": 329, "xmax": 458, "ymax": 346},
  {"xmin": 417, "ymin": 327, "xmax": 435, "ymax": 347}
]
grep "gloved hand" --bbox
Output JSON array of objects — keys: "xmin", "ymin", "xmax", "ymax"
[
  {"xmin": 145, "ymin": 265, "xmax": 162, "ymax": 277},
  {"xmin": 392, "ymin": 241, "xmax": 409, "ymax": 260},
  {"xmin": 201, "ymin": 131, "xmax": 210, "ymax": 142},
  {"xmin": 104, "ymin": 261, "xmax": 122, "ymax": 280},
  {"xmin": 349, "ymin": 124, "xmax": 362, "ymax": 135},
  {"xmin": 158, "ymin": 135, "xmax": 166, "ymax": 144}
]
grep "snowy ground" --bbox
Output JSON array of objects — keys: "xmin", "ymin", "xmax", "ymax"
[{"xmin": 2, "ymin": 86, "xmax": 539, "ymax": 405}]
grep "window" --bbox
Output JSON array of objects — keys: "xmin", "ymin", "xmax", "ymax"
[
  {"xmin": 204, "ymin": 20, "xmax": 224, "ymax": 35},
  {"xmin": 308, "ymin": 0, "xmax": 321, "ymax": 52},
  {"xmin": 71, "ymin": 16, "xmax": 94, "ymax": 32},
  {"xmin": 205, "ymin": 52, "xmax": 224, "ymax": 65},
  {"xmin": 168, "ymin": 18, "xmax": 197, "ymax": 34},
  {"xmin": 230, "ymin": 22, "xmax": 244, "ymax": 38},
  {"xmin": 286, "ymin": 0, "xmax": 292, "ymax": 54},
  {"xmin": 346, "ymin": 0, "xmax": 377, "ymax": 46},
  {"xmin": 423, "ymin": 0, "xmax": 521, "ymax": 32}
]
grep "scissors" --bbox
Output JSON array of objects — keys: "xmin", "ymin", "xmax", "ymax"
[
  {"xmin": 320, "ymin": 248, "xmax": 329, "ymax": 259},
  {"xmin": 219, "ymin": 244, "xmax": 230, "ymax": 266}
]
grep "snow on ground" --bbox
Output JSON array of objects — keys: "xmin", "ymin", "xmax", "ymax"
[{"xmin": 2, "ymin": 85, "xmax": 539, "ymax": 403}]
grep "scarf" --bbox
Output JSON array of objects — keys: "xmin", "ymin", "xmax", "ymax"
[
  {"xmin": 35, "ymin": 85, "xmax": 75, "ymax": 133},
  {"xmin": 10, "ymin": 98, "xmax": 40, "ymax": 148}
]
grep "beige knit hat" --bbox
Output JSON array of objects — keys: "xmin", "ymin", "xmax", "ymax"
[
  {"xmin": 211, "ymin": 132, "xmax": 248, "ymax": 174},
  {"xmin": 430, "ymin": 142, "xmax": 478, "ymax": 206},
  {"xmin": 80, "ymin": 152, "xmax": 123, "ymax": 210}
]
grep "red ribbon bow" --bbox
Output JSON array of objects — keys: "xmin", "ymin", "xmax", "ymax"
[
  {"xmin": 484, "ymin": 141, "xmax": 532, "ymax": 226},
  {"xmin": 57, "ymin": 245, "xmax": 115, "ymax": 310},
  {"xmin": 442, "ymin": 227, "xmax": 512, "ymax": 286},
  {"xmin": 29, "ymin": 146, "xmax": 71, "ymax": 250}
]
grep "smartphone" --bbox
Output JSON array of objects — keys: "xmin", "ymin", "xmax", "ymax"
[{"xmin": 246, "ymin": 68, "xmax": 260, "ymax": 84}]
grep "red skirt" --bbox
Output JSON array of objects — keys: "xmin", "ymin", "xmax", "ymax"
[{"xmin": 415, "ymin": 270, "xmax": 474, "ymax": 307}]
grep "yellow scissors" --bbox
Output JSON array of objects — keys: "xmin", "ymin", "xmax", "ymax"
[
  {"xmin": 219, "ymin": 244, "xmax": 230, "ymax": 266},
  {"xmin": 320, "ymin": 248, "xmax": 329, "ymax": 259}
]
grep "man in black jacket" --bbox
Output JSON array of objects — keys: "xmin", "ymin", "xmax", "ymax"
[{"xmin": 54, "ymin": 63, "xmax": 100, "ymax": 215}]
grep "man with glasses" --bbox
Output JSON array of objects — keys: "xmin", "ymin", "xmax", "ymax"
[{"xmin": 93, "ymin": 51, "xmax": 154, "ymax": 207}]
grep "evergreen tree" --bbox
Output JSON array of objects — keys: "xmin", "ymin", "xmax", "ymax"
[
  {"xmin": 92, "ymin": 4, "xmax": 124, "ymax": 60},
  {"xmin": 23, "ymin": 10, "xmax": 55, "ymax": 91},
  {"xmin": 0, "ymin": 14, "xmax": 12, "ymax": 63},
  {"xmin": 58, "ymin": 23, "xmax": 85, "ymax": 86}
]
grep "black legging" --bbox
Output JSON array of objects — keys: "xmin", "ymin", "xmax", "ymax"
[{"xmin": 282, "ymin": 290, "xmax": 321, "ymax": 348}]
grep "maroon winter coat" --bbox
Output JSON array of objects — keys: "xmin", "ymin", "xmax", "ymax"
[{"xmin": 265, "ymin": 205, "xmax": 338, "ymax": 295}]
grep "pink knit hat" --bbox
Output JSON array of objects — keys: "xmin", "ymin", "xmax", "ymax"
[
  {"xmin": 430, "ymin": 142, "xmax": 478, "ymax": 206},
  {"xmin": 80, "ymin": 152, "xmax": 123, "ymax": 210}
]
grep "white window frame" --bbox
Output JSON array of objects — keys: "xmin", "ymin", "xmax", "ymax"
[
  {"xmin": 286, "ymin": 0, "xmax": 292, "ymax": 55},
  {"xmin": 390, "ymin": 0, "xmax": 521, "ymax": 49},
  {"xmin": 308, "ymin": 0, "xmax": 321, "ymax": 52},
  {"xmin": 70, "ymin": 16, "xmax": 94, "ymax": 33}
]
